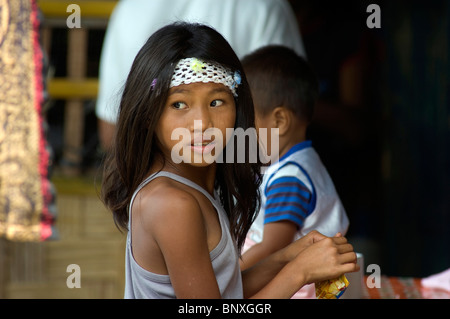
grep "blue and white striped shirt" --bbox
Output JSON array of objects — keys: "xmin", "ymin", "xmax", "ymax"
[
  {"xmin": 265, "ymin": 175, "xmax": 313, "ymax": 228},
  {"xmin": 244, "ymin": 140, "xmax": 348, "ymax": 246}
]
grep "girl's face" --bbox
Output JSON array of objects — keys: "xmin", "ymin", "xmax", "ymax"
[{"xmin": 155, "ymin": 82, "xmax": 236, "ymax": 167}]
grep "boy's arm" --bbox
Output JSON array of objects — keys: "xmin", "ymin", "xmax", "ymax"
[
  {"xmin": 241, "ymin": 230, "xmax": 320, "ymax": 298},
  {"xmin": 241, "ymin": 174, "xmax": 313, "ymax": 270},
  {"xmin": 240, "ymin": 221, "xmax": 297, "ymax": 270},
  {"xmin": 241, "ymin": 231, "xmax": 358, "ymax": 298}
]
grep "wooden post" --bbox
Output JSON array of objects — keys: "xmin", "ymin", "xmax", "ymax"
[
  {"xmin": 62, "ymin": 28, "xmax": 87, "ymax": 175},
  {"xmin": 0, "ymin": 239, "xmax": 9, "ymax": 298}
]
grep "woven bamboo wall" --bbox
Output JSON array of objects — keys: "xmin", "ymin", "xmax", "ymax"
[{"xmin": 2, "ymin": 192, "xmax": 126, "ymax": 299}]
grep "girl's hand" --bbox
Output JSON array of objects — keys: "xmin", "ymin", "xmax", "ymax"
[
  {"xmin": 292, "ymin": 235, "xmax": 359, "ymax": 285},
  {"xmin": 280, "ymin": 230, "xmax": 327, "ymax": 262}
]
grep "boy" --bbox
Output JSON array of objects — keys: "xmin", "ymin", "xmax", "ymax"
[{"xmin": 240, "ymin": 46, "xmax": 349, "ymax": 294}]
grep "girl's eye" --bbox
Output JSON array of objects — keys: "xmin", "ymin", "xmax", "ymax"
[
  {"xmin": 172, "ymin": 101, "xmax": 187, "ymax": 109},
  {"xmin": 210, "ymin": 100, "xmax": 224, "ymax": 107}
]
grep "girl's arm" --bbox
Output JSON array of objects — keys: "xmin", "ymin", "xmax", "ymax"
[
  {"xmin": 138, "ymin": 186, "xmax": 357, "ymax": 299},
  {"xmin": 140, "ymin": 187, "xmax": 222, "ymax": 298},
  {"xmin": 241, "ymin": 231, "xmax": 358, "ymax": 298}
]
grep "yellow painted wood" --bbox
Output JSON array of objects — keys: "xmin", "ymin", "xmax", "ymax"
[
  {"xmin": 48, "ymin": 78, "xmax": 98, "ymax": 99},
  {"xmin": 38, "ymin": 0, "xmax": 118, "ymax": 18}
]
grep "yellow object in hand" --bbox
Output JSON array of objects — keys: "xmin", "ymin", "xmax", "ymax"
[{"xmin": 315, "ymin": 275, "xmax": 349, "ymax": 299}]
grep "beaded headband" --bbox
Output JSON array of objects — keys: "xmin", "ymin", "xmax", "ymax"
[{"xmin": 168, "ymin": 57, "xmax": 241, "ymax": 97}]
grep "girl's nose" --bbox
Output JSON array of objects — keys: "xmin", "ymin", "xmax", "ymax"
[{"xmin": 189, "ymin": 107, "xmax": 213, "ymax": 133}]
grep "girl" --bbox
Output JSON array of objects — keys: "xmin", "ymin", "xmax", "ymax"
[{"xmin": 101, "ymin": 22, "xmax": 358, "ymax": 299}]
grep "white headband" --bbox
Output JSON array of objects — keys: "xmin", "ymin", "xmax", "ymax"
[{"xmin": 169, "ymin": 58, "xmax": 241, "ymax": 97}]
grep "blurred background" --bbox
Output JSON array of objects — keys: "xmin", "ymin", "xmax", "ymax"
[{"xmin": 0, "ymin": 0, "xmax": 449, "ymax": 298}]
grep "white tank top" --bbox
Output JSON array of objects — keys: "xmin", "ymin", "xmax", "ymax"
[{"xmin": 124, "ymin": 171, "xmax": 243, "ymax": 298}]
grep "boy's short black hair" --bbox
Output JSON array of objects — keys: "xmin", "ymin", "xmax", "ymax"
[{"xmin": 241, "ymin": 45, "xmax": 319, "ymax": 124}]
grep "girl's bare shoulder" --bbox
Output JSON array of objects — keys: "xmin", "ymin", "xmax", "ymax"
[{"xmin": 131, "ymin": 177, "xmax": 204, "ymax": 232}]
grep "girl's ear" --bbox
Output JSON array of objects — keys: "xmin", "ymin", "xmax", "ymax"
[{"xmin": 272, "ymin": 106, "xmax": 291, "ymax": 136}]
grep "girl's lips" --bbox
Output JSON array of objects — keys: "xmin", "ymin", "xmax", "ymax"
[{"xmin": 190, "ymin": 141, "xmax": 216, "ymax": 154}]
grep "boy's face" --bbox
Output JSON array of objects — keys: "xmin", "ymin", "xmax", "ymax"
[
  {"xmin": 254, "ymin": 109, "xmax": 272, "ymax": 132},
  {"xmin": 254, "ymin": 108, "xmax": 278, "ymax": 162}
]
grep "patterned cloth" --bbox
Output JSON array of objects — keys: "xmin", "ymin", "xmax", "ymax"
[
  {"xmin": 0, "ymin": 0, "xmax": 56, "ymax": 241},
  {"xmin": 364, "ymin": 276, "xmax": 450, "ymax": 299}
]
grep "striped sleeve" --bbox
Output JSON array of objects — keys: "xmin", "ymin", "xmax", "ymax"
[{"xmin": 264, "ymin": 176, "xmax": 313, "ymax": 229}]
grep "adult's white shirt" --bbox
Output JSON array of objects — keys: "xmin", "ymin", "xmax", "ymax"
[{"xmin": 96, "ymin": 0, "xmax": 306, "ymax": 123}]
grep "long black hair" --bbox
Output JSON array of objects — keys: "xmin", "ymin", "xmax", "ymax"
[{"xmin": 101, "ymin": 22, "xmax": 261, "ymax": 252}]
